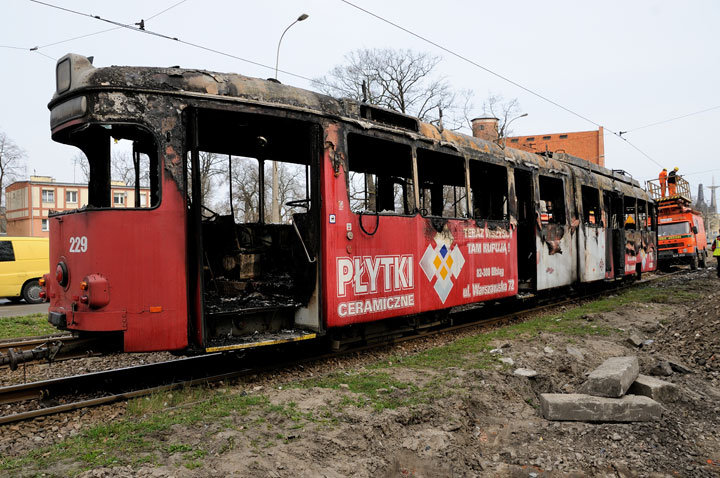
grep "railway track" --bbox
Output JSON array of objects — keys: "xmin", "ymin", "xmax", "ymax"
[
  {"xmin": 0, "ymin": 334, "xmax": 108, "ymax": 370},
  {"xmin": 0, "ymin": 269, "xmax": 688, "ymax": 426}
]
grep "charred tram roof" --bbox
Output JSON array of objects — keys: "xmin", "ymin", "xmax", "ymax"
[{"xmin": 50, "ymin": 54, "xmax": 646, "ymax": 197}]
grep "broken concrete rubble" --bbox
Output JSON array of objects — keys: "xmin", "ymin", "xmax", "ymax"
[
  {"xmin": 579, "ymin": 356, "xmax": 639, "ymax": 398},
  {"xmin": 626, "ymin": 334, "xmax": 644, "ymax": 347},
  {"xmin": 628, "ymin": 374, "xmax": 679, "ymax": 403},
  {"xmin": 539, "ymin": 394, "xmax": 662, "ymax": 422},
  {"xmin": 649, "ymin": 360, "xmax": 673, "ymax": 377}
]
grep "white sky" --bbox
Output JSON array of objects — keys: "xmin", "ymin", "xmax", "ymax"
[{"xmin": 1, "ymin": 0, "xmax": 719, "ymax": 201}]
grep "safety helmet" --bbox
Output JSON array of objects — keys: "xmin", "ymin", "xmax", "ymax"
[
  {"xmin": 673, "ymin": 167, "xmax": 679, "ymax": 171},
  {"xmin": 662, "ymin": 168, "xmax": 667, "ymax": 171}
]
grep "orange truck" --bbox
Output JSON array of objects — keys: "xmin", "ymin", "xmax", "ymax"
[{"xmin": 657, "ymin": 202, "xmax": 708, "ymax": 269}]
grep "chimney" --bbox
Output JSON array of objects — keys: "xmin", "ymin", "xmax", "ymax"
[
  {"xmin": 471, "ymin": 117, "xmax": 499, "ymax": 142},
  {"xmin": 696, "ymin": 184, "xmax": 706, "ymax": 209}
]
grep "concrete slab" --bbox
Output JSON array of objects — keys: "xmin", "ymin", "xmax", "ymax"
[
  {"xmin": 539, "ymin": 393, "xmax": 662, "ymax": 422},
  {"xmin": 513, "ymin": 368, "xmax": 538, "ymax": 377},
  {"xmin": 628, "ymin": 374, "xmax": 680, "ymax": 402},
  {"xmin": 580, "ymin": 356, "xmax": 639, "ymax": 397}
]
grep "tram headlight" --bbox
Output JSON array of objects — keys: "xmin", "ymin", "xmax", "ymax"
[{"xmin": 56, "ymin": 57, "xmax": 71, "ymax": 94}]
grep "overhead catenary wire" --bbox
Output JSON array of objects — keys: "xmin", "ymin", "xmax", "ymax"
[
  {"xmin": 624, "ymin": 105, "xmax": 720, "ymax": 133},
  {"xmin": 27, "ymin": 0, "xmax": 326, "ymax": 89},
  {"xmin": 146, "ymin": 0, "xmax": 188, "ymax": 21},
  {"xmin": 2, "ymin": 0, "xmax": 190, "ymax": 61},
  {"xmin": 337, "ymin": 0, "xmax": 663, "ymax": 168},
  {"xmin": 24, "ymin": 0, "xmax": 668, "ymax": 169},
  {"xmin": 30, "ymin": 0, "xmax": 190, "ymax": 50}
]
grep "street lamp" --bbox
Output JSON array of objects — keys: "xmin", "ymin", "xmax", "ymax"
[
  {"xmin": 274, "ymin": 13, "xmax": 309, "ymax": 80},
  {"xmin": 272, "ymin": 13, "xmax": 309, "ymax": 223},
  {"xmin": 503, "ymin": 113, "xmax": 528, "ymax": 149}
]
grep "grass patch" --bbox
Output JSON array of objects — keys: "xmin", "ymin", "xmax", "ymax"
[
  {"xmin": 0, "ymin": 387, "xmax": 268, "ymax": 475},
  {"xmin": 379, "ymin": 281, "xmax": 699, "ymax": 370},
  {"xmin": 298, "ymin": 371, "xmax": 420, "ymax": 411},
  {"xmin": 0, "ymin": 313, "xmax": 57, "ymax": 339}
]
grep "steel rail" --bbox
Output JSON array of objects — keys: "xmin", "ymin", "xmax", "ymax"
[{"xmin": 0, "ymin": 269, "xmax": 688, "ymax": 425}]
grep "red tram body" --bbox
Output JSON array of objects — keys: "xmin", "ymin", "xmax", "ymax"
[{"xmin": 42, "ymin": 54, "xmax": 657, "ymax": 354}]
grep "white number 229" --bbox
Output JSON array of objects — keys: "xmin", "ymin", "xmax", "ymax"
[{"xmin": 69, "ymin": 236, "xmax": 88, "ymax": 253}]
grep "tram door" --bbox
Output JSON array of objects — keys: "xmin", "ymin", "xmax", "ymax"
[
  {"xmin": 603, "ymin": 191, "xmax": 625, "ymax": 278},
  {"xmin": 514, "ymin": 169, "xmax": 536, "ymax": 290}
]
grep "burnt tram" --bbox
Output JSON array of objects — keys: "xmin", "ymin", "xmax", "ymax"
[{"xmin": 41, "ymin": 54, "xmax": 657, "ymax": 355}]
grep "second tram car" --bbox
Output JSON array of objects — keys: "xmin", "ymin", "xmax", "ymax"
[{"xmin": 42, "ymin": 54, "xmax": 657, "ymax": 354}]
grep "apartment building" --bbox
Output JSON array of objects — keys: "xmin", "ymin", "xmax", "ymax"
[{"xmin": 5, "ymin": 176, "xmax": 150, "ymax": 237}]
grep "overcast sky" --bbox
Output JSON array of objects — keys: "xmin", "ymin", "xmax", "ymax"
[{"xmin": 2, "ymin": 0, "xmax": 719, "ymax": 201}]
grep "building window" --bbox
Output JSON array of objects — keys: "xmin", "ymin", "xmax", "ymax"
[
  {"xmin": 510, "ymin": 138, "xmax": 519, "ymax": 143},
  {"xmin": 41, "ymin": 219, "xmax": 49, "ymax": 231},
  {"xmin": 559, "ymin": 134, "xmax": 568, "ymax": 139},
  {"xmin": 140, "ymin": 194, "xmax": 148, "ymax": 207},
  {"xmin": 525, "ymin": 137, "xmax": 535, "ymax": 142},
  {"xmin": 66, "ymin": 190, "xmax": 78, "ymax": 203},
  {"xmin": 113, "ymin": 192, "xmax": 126, "ymax": 205},
  {"xmin": 542, "ymin": 136, "xmax": 551, "ymax": 140},
  {"xmin": 42, "ymin": 189, "xmax": 55, "ymax": 203}
]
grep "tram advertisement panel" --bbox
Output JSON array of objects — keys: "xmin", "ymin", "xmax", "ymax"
[{"xmin": 324, "ymin": 216, "xmax": 517, "ymax": 327}]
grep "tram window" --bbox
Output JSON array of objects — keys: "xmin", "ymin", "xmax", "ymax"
[
  {"xmin": 70, "ymin": 124, "xmax": 160, "ymax": 209},
  {"xmin": 221, "ymin": 156, "xmax": 308, "ymax": 224},
  {"xmin": 417, "ymin": 149, "xmax": 467, "ymax": 218},
  {"xmin": 469, "ymin": 161, "xmax": 507, "ymax": 221},
  {"xmin": 538, "ymin": 176, "xmax": 566, "ymax": 225},
  {"xmin": 189, "ymin": 110, "xmax": 316, "ymax": 225},
  {"xmin": 623, "ymin": 197, "xmax": 637, "ymax": 230},
  {"xmin": 347, "ymin": 134, "xmax": 414, "ymax": 215},
  {"xmin": 637, "ymin": 199, "xmax": 648, "ymax": 230},
  {"xmin": 581, "ymin": 185, "xmax": 601, "ymax": 226}
]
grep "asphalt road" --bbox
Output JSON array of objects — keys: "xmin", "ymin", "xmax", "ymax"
[{"xmin": 0, "ymin": 300, "xmax": 48, "ymax": 318}]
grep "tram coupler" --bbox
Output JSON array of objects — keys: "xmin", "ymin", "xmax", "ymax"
[{"xmin": 0, "ymin": 341, "xmax": 64, "ymax": 371}]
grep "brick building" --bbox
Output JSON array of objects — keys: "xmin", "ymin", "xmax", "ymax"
[
  {"xmin": 470, "ymin": 118, "xmax": 605, "ymax": 167},
  {"xmin": 5, "ymin": 176, "xmax": 150, "ymax": 237}
]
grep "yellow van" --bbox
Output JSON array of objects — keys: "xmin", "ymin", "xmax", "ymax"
[{"xmin": 0, "ymin": 237, "xmax": 49, "ymax": 304}]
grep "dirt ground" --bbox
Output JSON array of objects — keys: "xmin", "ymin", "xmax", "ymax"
[{"xmin": 2, "ymin": 266, "xmax": 719, "ymax": 477}]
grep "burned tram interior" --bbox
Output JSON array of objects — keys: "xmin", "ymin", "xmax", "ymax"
[
  {"xmin": 187, "ymin": 109, "xmax": 320, "ymax": 345},
  {"xmin": 54, "ymin": 123, "xmax": 160, "ymax": 210}
]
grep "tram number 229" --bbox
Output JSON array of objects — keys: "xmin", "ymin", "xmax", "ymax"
[{"xmin": 69, "ymin": 236, "xmax": 88, "ymax": 253}]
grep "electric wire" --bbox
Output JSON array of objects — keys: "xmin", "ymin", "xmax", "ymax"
[
  {"xmin": 337, "ymin": 0, "xmax": 663, "ymax": 168},
  {"xmin": 30, "ymin": 0, "xmax": 190, "ymax": 50},
  {"xmin": 24, "ymin": 0, "xmax": 670, "ymax": 168},
  {"xmin": 3, "ymin": 0, "xmax": 190, "ymax": 61},
  {"xmin": 27, "ymin": 0, "xmax": 324, "ymax": 87},
  {"xmin": 146, "ymin": 0, "xmax": 188, "ymax": 21},
  {"xmin": 624, "ymin": 105, "xmax": 720, "ymax": 133}
]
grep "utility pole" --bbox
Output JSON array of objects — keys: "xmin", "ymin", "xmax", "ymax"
[{"xmin": 271, "ymin": 13, "xmax": 309, "ymax": 223}]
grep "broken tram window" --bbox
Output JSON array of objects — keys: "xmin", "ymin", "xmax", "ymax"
[
  {"xmin": 347, "ymin": 133, "xmax": 414, "ymax": 215},
  {"xmin": 417, "ymin": 149, "xmax": 467, "ymax": 218}
]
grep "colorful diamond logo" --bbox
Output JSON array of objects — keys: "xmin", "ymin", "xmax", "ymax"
[{"xmin": 419, "ymin": 229, "xmax": 465, "ymax": 303}]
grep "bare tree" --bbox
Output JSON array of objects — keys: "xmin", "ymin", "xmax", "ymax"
[
  {"xmin": 198, "ymin": 152, "xmax": 227, "ymax": 206},
  {"xmin": 480, "ymin": 94, "xmax": 524, "ymax": 140},
  {"xmin": 316, "ymin": 48, "xmax": 467, "ymax": 129},
  {"xmin": 72, "ymin": 152, "xmax": 90, "ymax": 183},
  {"xmin": 223, "ymin": 158, "xmax": 307, "ymax": 224},
  {"xmin": 0, "ymin": 131, "xmax": 26, "ymax": 208}
]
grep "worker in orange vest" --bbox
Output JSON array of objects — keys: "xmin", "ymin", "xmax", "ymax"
[
  {"xmin": 668, "ymin": 167, "xmax": 678, "ymax": 196},
  {"xmin": 659, "ymin": 168, "xmax": 668, "ymax": 197}
]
